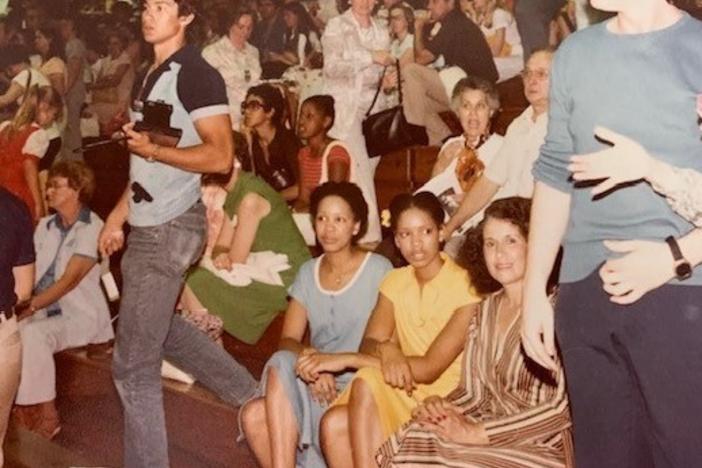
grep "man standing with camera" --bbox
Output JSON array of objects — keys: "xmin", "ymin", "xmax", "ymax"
[{"xmin": 98, "ymin": 1, "xmax": 257, "ymax": 466}]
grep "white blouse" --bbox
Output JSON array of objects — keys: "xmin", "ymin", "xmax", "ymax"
[
  {"xmin": 202, "ymin": 36, "xmax": 262, "ymax": 129},
  {"xmin": 322, "ymin": 9, "xmax": 390, "ymax": 140},
  {"xmin": 0, "ymin": 121, "xmax": 49, "ymax": 158}
]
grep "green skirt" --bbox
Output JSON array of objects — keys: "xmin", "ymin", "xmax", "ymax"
[{"xmin": 185, "ymin": 266, "xmax": 291, "ymax": 344}]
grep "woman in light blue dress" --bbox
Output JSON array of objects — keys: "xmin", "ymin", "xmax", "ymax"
[{"xmin": 240, "ymin": 182, "xmax": 392, "ymax": 468}]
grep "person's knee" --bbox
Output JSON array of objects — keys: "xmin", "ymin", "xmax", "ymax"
[
  {"xmin": 241, "ymin": 398, "xmax": 266, "ymax": 436},
  {"xmin": 264, "ymin": 350, "xmax": 298, "ymax": 385},
  {"xmin": 320, "ymin": 405, "xmax": 346, "ymax": 450},
  {"xmin": 267, "ymin": 350, "xmax": 297, "ymax": 373},
  {"xmin": 349, "ymin": 378, "xmax": 374, "ymax": 410},
  {"xmin": 402, "ymin": 62, "xmax": 423, "ymax": 83}
]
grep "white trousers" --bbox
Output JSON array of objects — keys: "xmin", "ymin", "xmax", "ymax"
[
  {"xmin": 339, "ymin": 112, "xmax": 382, "ymax": 244},
  {"xmin": 16, "ymin": 313, "xmax": 100, "ymax": 405}
]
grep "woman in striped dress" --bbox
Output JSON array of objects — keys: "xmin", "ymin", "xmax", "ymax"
[{"xmin": 377, "ymin": 197, "xmax": 573, "ymax": 468}]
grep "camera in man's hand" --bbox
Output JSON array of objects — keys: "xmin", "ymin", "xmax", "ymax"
[{"xmin": 133, "ymin": 100, "xmax": 183, "ymax": 148}]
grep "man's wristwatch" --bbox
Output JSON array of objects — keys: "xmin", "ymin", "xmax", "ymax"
[{"xmin": 665, "ymin": 236, "xmax": 692, "ymax": 281}]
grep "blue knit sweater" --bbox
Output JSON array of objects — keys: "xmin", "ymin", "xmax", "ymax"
[{"xmin": 533, "ymin": 13, "xmax": 702, "ymax": 285}]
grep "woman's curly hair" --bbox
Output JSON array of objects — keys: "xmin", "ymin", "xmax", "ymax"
[{"xmin": 457, "ymin": 197, "xmax": 531, "ymax": 296}]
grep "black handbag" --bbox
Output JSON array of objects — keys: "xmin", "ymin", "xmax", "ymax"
[{"xmin": 362, "ymin": 62, "xmax": 428, "ymax": 158}]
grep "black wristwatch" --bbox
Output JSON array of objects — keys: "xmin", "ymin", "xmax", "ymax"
[{"xmin": 665, "ymin": 236, "xmax": 692, "ymax": 281}]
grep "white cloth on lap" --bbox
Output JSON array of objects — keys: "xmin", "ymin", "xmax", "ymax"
[{"xmin": 200, "ymin": 250, "xmax": 291, "ymax": 287}]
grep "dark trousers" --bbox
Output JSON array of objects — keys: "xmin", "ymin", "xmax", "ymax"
[
  {"xmin": 514, "ymin": 0, "xmax": 565, "ymax": 59},
  {"xmin": 556, "ymin": 270, "xmax": 702, "ymax": 468}
]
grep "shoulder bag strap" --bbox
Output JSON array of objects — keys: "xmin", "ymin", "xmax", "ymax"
[
  {"xmin": 365, "ymin": 65, "xmax": 388, "ymax": 118},
  {"xmin": 394, "ymin": 61, "xmax": 405, "ymax": 105},
  {"xmin": 364, "ymin": 61, "xmax": 405, "ymax": 117}
]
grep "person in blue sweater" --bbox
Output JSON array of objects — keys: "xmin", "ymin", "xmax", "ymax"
[{"xmin": 520, "ymin": 1, "xmax": 702, "ymax": 467}]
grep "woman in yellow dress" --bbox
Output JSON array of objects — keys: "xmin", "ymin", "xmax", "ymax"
[{"xmin": 297, "ymin": 192, "xmax": 481, "ymax": 468}]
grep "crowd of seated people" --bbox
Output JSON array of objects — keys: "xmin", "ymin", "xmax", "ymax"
[
  {"xmin": 3, "ymin": 0, "xmax": 702, "ymax": 467},
  {"xmin": 0, "ymin": 0, "xmax": 569, "ymax": 449}
]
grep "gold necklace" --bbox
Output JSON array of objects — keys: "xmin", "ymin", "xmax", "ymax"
[
  {"xmin": 324, "ymin": 257, "xmax": 354, "ymax": 287},
  {"xmin": 331, "ymin": 266, "xmax": 352, "ymax": 286}
]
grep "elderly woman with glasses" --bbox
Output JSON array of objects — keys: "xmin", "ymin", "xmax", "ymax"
[
  {"xmin": 13, "ymin": 161, "xmax": 115, "ymax": 440},
  {"xmin": 442, "ymin": 49, "xmax": 553, "ymax": 243}
]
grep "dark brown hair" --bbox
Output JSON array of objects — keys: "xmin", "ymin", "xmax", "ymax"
[
  {"xmin": 301, "ymin": 94, "xmax": 335, "ymax": 130},
  {"xmin": 388, "ymin": 191, "xmax": 444, "ymax": 232},
  {"xmin": 457, "ymin": 197, "xmax": 530, "ymax": 295},
  {"xmin": 310, "ymin": 182, "xmax": 369, "ymax": 243}
]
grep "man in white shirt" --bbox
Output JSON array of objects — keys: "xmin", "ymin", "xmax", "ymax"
[{"xmin": 444, "ymin": 48, "xmax": 553, "ymax": 238}]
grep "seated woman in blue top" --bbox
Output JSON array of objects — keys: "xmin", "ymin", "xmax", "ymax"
[{"xmin": 240, "ymin": 181, "xmax": 393, "ymax": 468}]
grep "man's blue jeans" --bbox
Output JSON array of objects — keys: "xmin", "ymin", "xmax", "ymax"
[{"xmin": 112, "ymin": 201, "xmax": 258, "ymax": 468}]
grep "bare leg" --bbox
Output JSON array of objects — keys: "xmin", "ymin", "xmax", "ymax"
[
  {"xmin": 266, "ymin": 367, "xmax": 298, "ymax": 468},
  {"xmin": 179, "ymin": 283, "xmax": 206, "ymax": 311},
  {"xmin": 349, "ymin": 380, "xmax": 384, "ymax": 468},
  {"xmin": 320, "ymin": 405, "xmax": 353, "ymax": 468},
  {"xmin": 241, "ymin": 398, "xmax": 273, "ymax": 468}
]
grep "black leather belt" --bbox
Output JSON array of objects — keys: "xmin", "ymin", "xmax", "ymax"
[{"xmin": 0, "ymin": 306, "xmax": 15, "ymax": 322}]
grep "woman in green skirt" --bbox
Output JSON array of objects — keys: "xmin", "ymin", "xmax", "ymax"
[{"xmin": 181, "ymin": 160, "xmax": 310, "ymax": 344}]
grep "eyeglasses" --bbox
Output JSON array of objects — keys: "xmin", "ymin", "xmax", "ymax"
[
  {"xmin": 241, "ymin": 101, "xmax": 264, "ymax": 112},
  {"xmin": 521, "ymin": 69, "xmax": 549, "ymax": 81},
  {"xmin": 46, "ymin": 181, "xmax": 71, "ymax": 190}
]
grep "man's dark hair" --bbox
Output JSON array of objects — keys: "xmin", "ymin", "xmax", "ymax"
[{"xmin": 173, "ymin": 0, "xmax": 200, "ymax": 16}]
